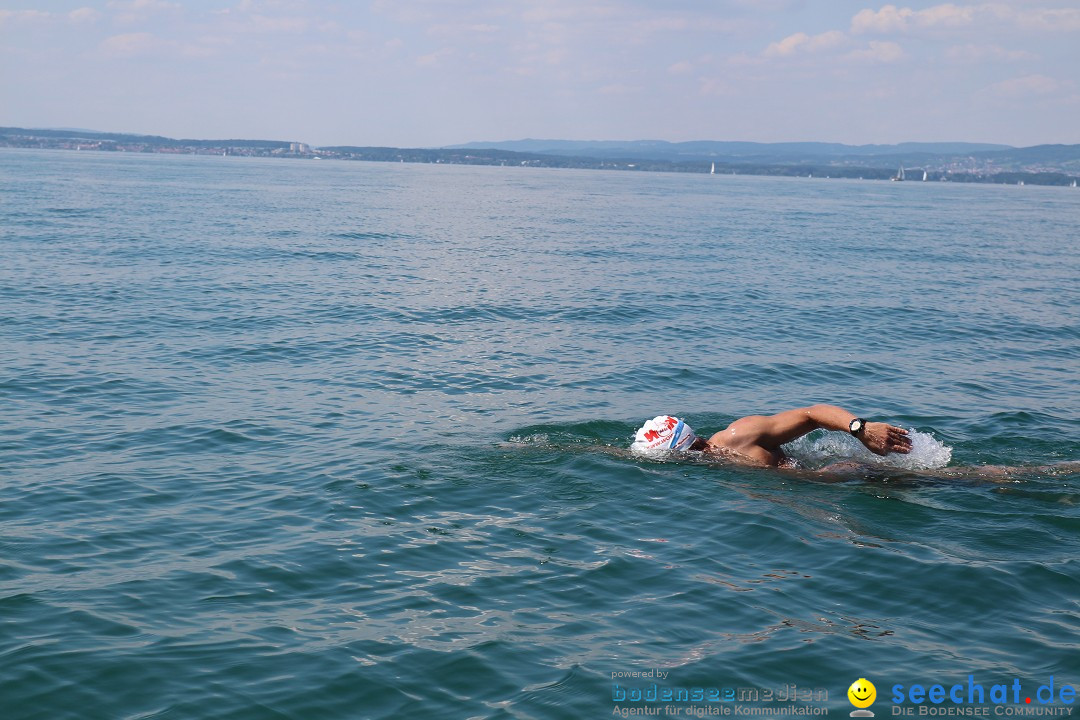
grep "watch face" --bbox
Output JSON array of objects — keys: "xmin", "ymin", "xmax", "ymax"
[{"xmin": 851, "ymin": 419, "xmax": 864, "ymax": 433}]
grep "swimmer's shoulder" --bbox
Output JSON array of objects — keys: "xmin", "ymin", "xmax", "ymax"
[{"xmin": 703, "ymin": 440, "xmax": 777, "ymax": 468}]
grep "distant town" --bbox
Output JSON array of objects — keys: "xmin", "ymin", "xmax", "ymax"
[{"xmin": 3, "ymin": 127, "xmax": 1078, "ymax": 187}]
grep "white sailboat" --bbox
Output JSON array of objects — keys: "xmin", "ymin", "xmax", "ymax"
[
  {"xmin": 892, "ymin": 165, "xmax": 905, "ymax": 181},
  {"xmin": 710, "ymin": 162, "xmax": 716, "ymax": 175},
  {"xmin": 1072, "ymin": 180, "xmax": 1078, "ymax": 187},
  {"xmin": 922, "ymin": 170, "xmax": 928, "ymax": 181}
]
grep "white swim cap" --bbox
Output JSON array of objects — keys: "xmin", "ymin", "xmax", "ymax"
[{"xmin": 632, "ymin": 416, "xmax": 699, "ymax": 454}]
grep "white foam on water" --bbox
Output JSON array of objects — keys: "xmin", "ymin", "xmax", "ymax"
[
  {"xmin": 783, "ymin": 428, "xmax": 952, "ymax": 470},
  {"xmin": 507, "ymin": 433, "xmax": 549, "ymax": 445},
  {"xmin": 629, "ymin": 445, "xmax": 688, "ymax": 461}
]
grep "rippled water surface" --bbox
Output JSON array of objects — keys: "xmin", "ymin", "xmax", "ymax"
[{"xmin": 2, "ymin": 149, "xmax": 1079, "ymax": 719}]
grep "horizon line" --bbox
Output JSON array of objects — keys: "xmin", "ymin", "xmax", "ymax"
[{"xmin": 8, "ymin": 125, "xmax": 1074, "ymax": 151}]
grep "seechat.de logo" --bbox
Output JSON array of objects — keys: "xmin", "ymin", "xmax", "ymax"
[{"xmin": 849, "ymin": 678, "xmax": 877, "ymax": 717}]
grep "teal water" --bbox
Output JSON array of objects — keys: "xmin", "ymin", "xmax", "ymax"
[{"xmin": 1, "ymin": 149, "xmax": 1079, "ymax": 719}]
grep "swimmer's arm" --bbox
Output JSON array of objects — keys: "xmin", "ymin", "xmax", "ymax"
[{"xmin": 728, "ymin": 404, "xmax": 912, "ymax": 456}]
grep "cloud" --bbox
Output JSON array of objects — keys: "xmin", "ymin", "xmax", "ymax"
[
  {"xmin": 845, "ymin": 40, "xmax": 906, "ymax": 62},
  {"xmin": 519, "ymin": 3, "xmax": 619, "ymax": 24},
  {"xmin": 764, "ymin": 30, "xmax": 846, "ymax": 57},
  {"xmin": 206, "ymin": 5, "xmax": 312, "ymax": 34},
  {"xmin": 369, "ymin": 0, "xmax": 440, "ymax": 25},
  {"xmin": 68, "ymin": 8, "xmax": 99, "ymax": 23},
  {"xmin": 851, "ymin": 3, "xmax": 975, "ymax": 34},
  {"xmin": 629, "ymin": 16, "xmax": 689, "ymax": 34},
  {"xmin": 733, "ymin": 0, "xmax": 803, "ymax": 9},
  {"xmin": 945, "ymin": 43, "xmax": 1033, "ymax": 62},
  {"xmin": 1002, "ymin": 6, "xmax": 1080, "ymax": 32},
  {"xmin": 247, "ymin": 14, "xmax": 308, "ymax": 32},
  {"xmin": 598, "ymin": 83, "xmax": 640, "ymax": 95},
  {"xmin": 851, "ymin": 3, "xmax": 1080, "ymax": 35},
  {"xmin": 109, "ymin": 0, "xmax": 180, "ymax": 26},
  {"xmin": 98, "ymin": 30, "xmax": 221, "ymax": 59},
  {"xmin": 989, "ymin": 73, "xmax": 1059, "ymax": 97},
  {"xmin": 851, "ymin": 4, "xmax": 912, "ymax": 33},
  {"xmin": 698, "ymin": 77, "xmax": 732, "ymax": 96},
  {"xmin": 668, "ymin": 60, "xmax": 694, "ymax": 75},
  {"xmin": 910, "ymin": 3, "xmax": 976, "ymax": 28},
  {"xmin": 427, "ymin": 23, "xmax": 500, "ymax": 37},
  {"xmin": 182, "ymin": 34, "xmax": 234, "ymax": 58},
  {"xmin": 0, "ymin": 9, "xmax": 54, "ymax": 25},
  {"xmin": 178, "ymin": 43, "xmax": 218, "ymax": 59},
  {"xmin": 107, "ymin": 0, "xmax": 179, "ymax": 10},
  {"xmin": 416, "ymin": 48, "xmax": 453, "ymax": 67},
  {"xmin": 99, "ymin": 31, "xmax": 160, "ymax": 57},
  {"xmin": 726, "ymin": 52, "xmax": 762, "ymax": 67}
]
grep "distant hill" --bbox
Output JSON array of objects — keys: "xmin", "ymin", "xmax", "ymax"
[
  {"xmin": 0, "ymin": 127, "xmax": 292, "ymax": 150},
  {"xmin": 4, "ymin": 127, "xmax": 1077, "ymax": 184},
  {"xmin": 444, "ymin": 138, "xmax": 1080, "ymax": 174},
  {"xmin": 42, "ymin": 126, "xmax": 106, "ymax": 134},
  {"xmin": 446, "ymin": 139, "xmax": 1014, "ymax": 162},
  {"xmin": 976, "ymin": 143, "xmax": 1080, "ymax": 164}
]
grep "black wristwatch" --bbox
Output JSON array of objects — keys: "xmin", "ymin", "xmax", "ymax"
[{"xmin": 848, "ymin": 418, "xmax": 866, "ymax": 436}]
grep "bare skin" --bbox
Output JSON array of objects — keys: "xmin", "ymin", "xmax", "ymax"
[{"xmin": 689, "ymin": 404, "xmax": 913, "ymax": 468}]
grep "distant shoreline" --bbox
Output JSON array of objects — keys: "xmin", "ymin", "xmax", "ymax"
[{"xmin": 3, "ymin": 127, "xmax": 1078, "ymax": 187}]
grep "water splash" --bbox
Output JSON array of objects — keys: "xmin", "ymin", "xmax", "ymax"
[
  {"xmin": 783, "ymin": 428, "xmax": 952, "ymax": 470},
  {"xmin": 628, "ymin": 445, "xmax": 696, "ymax": 460},
  {"xmin": 507, "ymin": 432, "xmax": 551, "ymax": 446}
]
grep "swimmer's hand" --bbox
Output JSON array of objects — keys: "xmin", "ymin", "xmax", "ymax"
[{"xmin": 861, "ymin": 423, "xmax": 912, "ymax": 456}]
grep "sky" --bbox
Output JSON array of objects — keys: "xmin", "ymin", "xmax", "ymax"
[{"xmin": 1, "ymin": 0, "xmax": 1078, "ymax": 147}]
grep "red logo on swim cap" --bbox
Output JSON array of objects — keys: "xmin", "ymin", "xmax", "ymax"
[{"xmin": 643, "ymin": 417, "xmax": 678, "ymax": 444}]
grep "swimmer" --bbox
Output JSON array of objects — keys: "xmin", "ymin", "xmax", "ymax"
[{"xmin": 632, "ymin": 405, "xmax": 912, "ymax": 468}]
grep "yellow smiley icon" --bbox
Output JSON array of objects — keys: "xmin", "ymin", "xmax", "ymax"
[{"xmin": 848, "ymin": 678, "xmax": 876, "ymax": 709}]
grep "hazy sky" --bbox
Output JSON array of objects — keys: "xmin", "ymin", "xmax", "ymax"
[{"xmin": 2, "ymin": 0, "xmax": 1078, "ymax": 147}]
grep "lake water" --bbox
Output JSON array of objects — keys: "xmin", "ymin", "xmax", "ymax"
[{"xmin": 2, "ymin": 148, "xmax": 1078, "ymax": 719}]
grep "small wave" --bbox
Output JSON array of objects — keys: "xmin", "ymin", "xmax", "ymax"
[
  {"xmin": 507, "ymin": 433, "xmax": 551, "ymax": 445},
  {"xmin": 783, "ymin": 428, "xmax": 952, "ymax": 470},
  {"xmin": 628, "ymin": 445, "xmax": 699, "ymax": 463},
  {"xmin": 331, "ymin": 231, "xmax": 403, "ymax": 241},
  {"xmin": 44, "ymin": 207, "xmax": 99, "ymax": 217}
]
